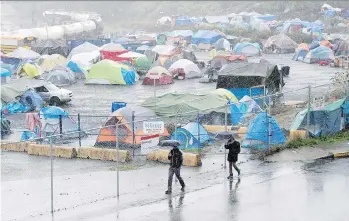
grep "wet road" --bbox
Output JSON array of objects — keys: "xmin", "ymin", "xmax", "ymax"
[{"xmin": 2, "ymin": 149, "xmax": 349, "ymax": 221}]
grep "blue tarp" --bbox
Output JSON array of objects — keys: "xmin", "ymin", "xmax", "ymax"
[
  {"xmin": 170, "ymin": 122, "xmax": 210, "ymax": 149},
  {"xmin": 228, "ymin": 88, "xmax": 265, "ymax": 106},
  {"xmin": 191, "ymin": 30, "xmax": 223, "ymax": 45},
  {"xmin": 20, "ymin": 90, "xmax": 43, "ymax": 109},
  {"xmin": 67, "ymin": 61, "xmax": 84, "ymax": 74},
  {"xmin": 292, "ymin": 49, "xmax": 309, "ymax": 61},
  {"xmin": 121, "ymin": 69, "xmax": 136, "ymax": 85},
  {"xmin": 0, "ymin": 57, "xmax": 21, "ymax": 73},
  {"xmin": 2, "ymin": 102, "xmax": 28, "ymax": 114},
  {"xmin": 175, "ymin": 16, "xmax": 194, "ymax": 26},
  {"xmin": 41, "ymin": 106, "xmax": 69, "ymax": 119},
  {"xmin": 309, "ymin": 41, "xmax": 320, "ymax": 50},
  {"xmin": 304, "ymin": 45, "xmax": 334, "ymax": 64},
  {"xmin": 21, "ymin": 130, "xmax": 38, "ymax": 141},
  {"xmin": 1, "ymin": 67, "xmax": 11, "ymax": 77},
  {"xmin": 244, "ymin": 112, "xmax": 286, "ymax": 148},
  {"xmin": 230, "ymin": 102, "xmax": 248, "ymax": 125}
]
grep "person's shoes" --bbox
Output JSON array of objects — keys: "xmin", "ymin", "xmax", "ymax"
[
  {"xmin": 165, "ymin": 190, "xmax": 172, "ymax": 194},
  {"xmin": 237, "ymin": 169, "xmax": 241, "ymax": 176},
  {"xmin": 181, "ymin": 185, "xmax": 185, "ymax": 191},
  {"xmin": 227, "ymin": 174, "xmax": 233, "ymax": 179}
]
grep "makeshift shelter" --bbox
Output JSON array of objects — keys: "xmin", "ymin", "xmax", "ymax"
[
  {"xmin": 100, "ymin": 43, "xmax": 128, "ymax": 61},
  {"xmin": 86, "ymin": 60, "xmax": 136, "ymax": 85},
  {"xmin": 303, "ymin": 45, "xmax": 335, "ymax": 64},
  {"xmin": 6, "ymin": 47, "xmax": 40, "ymax": 60},
  {"xmin": 210, "ymin": 88, "xmax": 238, "ymax": 102},
  {"xmin": 233, "ymin": 42, "xmax": 261, "ymax": 56},
  {"xmin": 332, "ymin": 39, "xmax": 349, "ymax": 56},
  {"xmin": 67, "ymin": 42, "xmax": 99, "ymax": 60},
  {"xmin": 320, "ymin": 40, "xmax": 332, "ymax": 49},
  {"xmin": 118, "ymin": 51, "xmax": 146, "ymax": 59},
  {"xmin": 38, "ymin": 54, "xmax": 66, "ymax": 72},
  {"xmin": 214, "ymin": 38, "xmax": 231, "ymax": 51},
  {"xmin": 143, "ymin": 66, "xmax": 173, "ymax": 85},
  {"xmin": 263, "ymin": 34, "xmax": 298, "ymax": 54},
  {"xmin": 44, "ymin": 66, "xmax": 76, "ymax": 86},
  {"xmin": 217, "ymin": 62, "xmax": 283, "ymax": 101},
  {"xmin": 20, "ymin": 89, "xmax": 43, "ymax": 110},
  {"xmin": 136, "ymin": 45, "xmax": 150, "ymax": 54},
  {"xmin": 157, "ymin": 16, "xmax": 172, "ymax": 26},
  {"xmin": 210, "ymin": 55, "xmax": 247, "ymax": 70},
  {"xmin": 182, "ymin": 49, "xmax": 198, "ymax": 63},
  {"xmin": 170, "ymin": 122, "xmax": 210, "ymax": 149},
  {"xmin": 297, "ymin": 43, "xmax": 310, "ymax": 51},
  {"xmin": 40, "ymin": 106, "xmax": 82, "ymax": 139},
  {"xmin": 191, "ymin": 30, "xmax": 223, "ymax": 45},
  {"xmin": 169, "ymin": 59, "xmax": 201, "ymax": 79},
  {"xmin": 290, "ymin": 98, "xmax": 348, "ymax": 137},
  {"xmin": 151, "ymin": 56, "xmax": 175, "ymax": 70},
  {"xmin": 292, "ymin": 49, "xmax": 309, "ymax": 61},
  {"xmin": 151, "ymin": 45, "xmax": 179, "ymax": 56},
  {"xmin": 95, "ymin": 104, "xmax": 169, "ymax": 147},
  {"xmin": 141, "ymin": 92, "xmax": 229, "ymax": 118},
  {"xmin": 32, "ymin": 39, "xmax": 68, "ymax": 56},
  {"xmin": 134, "ymin": 57, "xmax": 152, "ymax": 71},
  {"xmin": 1, "ymin": 67, "xmax": 11, "ymax": 84},
  {"xmin": 242, "ymin": 112, "xmax": 286, "ymax": 149}
]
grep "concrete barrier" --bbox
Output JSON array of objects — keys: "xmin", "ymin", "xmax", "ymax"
[
  {"xmin": 76, "ymin": 147, "xmax": 130, "ymax": 162},
  {"xmin": 146, "ymin": 149, "xmax": 202, "ymax": 167},
  {"xmin": 0, "ymin": 142, "xmax": 31, "ymax": 152},
  {"xmin": 27, "ymin": 144, "xmax": 77, "ymax": 159}
]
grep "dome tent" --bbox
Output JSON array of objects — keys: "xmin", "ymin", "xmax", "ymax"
[
  {"xmin": 143, "ymin": 66, "xmax": 173, "ymax": 85},
  {"xmin": 38, "ymin": 54, "xmax": 66, "ymax": 72},
  {"xmin": 86, "ymin": 60, "xmax": 136, "ymax": 85},
  {"xmin": 44, "ymin": 65, "xmax": 77, "ymax": 86},
  {"xmin": 171, "ymin": 122, "xmax": 210, "ymax": 149},
  {"xmin": 233, "ymin": 42, "xmax": 261, "ymax": 56},
  {"xmin": 169, "ymin": 59, "xmax": 201, "ymax": 79}
]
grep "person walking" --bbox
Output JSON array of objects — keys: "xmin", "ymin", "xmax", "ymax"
[
  {"xmin": 165, "ymin": 145, "xmax": 185, "ymax": 194},
  {"xmin": 225, "ymin": 136, "xmax": 241, "ymax": 179}
]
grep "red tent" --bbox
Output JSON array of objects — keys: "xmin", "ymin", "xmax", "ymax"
[{"xmin": 100, "ymin": 43, "xmax": 129, "ymax": 62}]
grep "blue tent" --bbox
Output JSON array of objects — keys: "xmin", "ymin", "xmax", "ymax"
[
  {"xmin": 230, "ymin": 102, "xmax": 248, "ymax": 125},
  {"xmin": 309, "ymin": 41, "xmax": 320, "ymax": 50},
  {"xmin": 232, "ymin": 42, "xmax": 261, "ymax": 56},
  {"xmin": 290, "ymin": 97, "xmax": 348, "ymax": 137},
  {"xmin": 346, "ymin": 9, "xmax": 349, "ymax": 19},
  {"xmin": 20, "ymin": 90, "xmax": 43, "ymax": 110},
  {"xmin": 303, "ymin": 45, "xmax": 334, "ymax": 64},
  {"xmin": 292, "ymin": 49, "xmax": 309, "ymax": 61},
  {"xmin": 243, "ymin": 112, "xmax": 286, "ymax": 148},
  {"xmin": 1, "ymin": 67, "xmax": 11, "ymax": 77},
  {"xmin": 170, "ymin": 122, "xmax": 210, "ymax": 149},
  {"xmin": 175, "ymin": 16, "xmax": 194, "ymax": 26},
  {"xmin": 191, "ymin": 30, "xmax": 223, "ymax": 45}
]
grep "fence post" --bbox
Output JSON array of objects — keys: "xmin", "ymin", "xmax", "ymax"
[
  {"xmin": 78, "ymin": 113, "xmax": 81, "ymax": 147},
  {"xmin": 306, "ymin": 85, "xmax": 311, "ymax": 137},
  {"xmin": 132, "ymin": 111, "xmax": 135, "ymax": 157},
  {"xmin": 224, "ymin": 103, "xmax": 228, "ymax": 169},
  {"xmin": 50, "ymin": 136, "xmax": 54, "ymax": 214},
  {"xmin": 59, "ymin": 115, "xmax": 63, "ymax": 139},
  {"xmin": 115, "ymin": 124, "xmax": 120, "ymax": 197}
]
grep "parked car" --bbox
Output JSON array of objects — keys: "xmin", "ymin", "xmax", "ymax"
[{"xmin": 34, "ymin": 82, "xmax": 73, "ymax": 106}]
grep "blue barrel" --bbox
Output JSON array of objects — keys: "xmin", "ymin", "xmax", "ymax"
[{"xmin": 111, "ymin": 102, "xmax": 127, "ymax": 113}]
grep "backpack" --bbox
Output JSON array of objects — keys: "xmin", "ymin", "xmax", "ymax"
[
  {"xmin": 171, "ymin": 149, "xmax": 182, "ymax": 168},
  {"xmin": 232, "ymin": 141, "xmax": 241, "ymax": 154}
]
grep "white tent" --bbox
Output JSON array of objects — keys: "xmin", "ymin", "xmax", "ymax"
[
  {"xmin": 152, "ymin": 45, "xmax": 178, "ymax": 56},
  {"xmin": 118, "ymin": 51, "xmax": 146, "ymax": 58},
  {"xmin": 67, "ymin": 42, "xmax": 99, "ymax": 60},
  {"xmin": 169, "ymin": 59, "xmax": 201, "ymax": 79},
  {"xmin": 6, "ymin": 47, "xmax": 40, "ymax": 60},
  {"xmin": 100, "ymin": 43, "xmax": 126, "ymax": 52}
]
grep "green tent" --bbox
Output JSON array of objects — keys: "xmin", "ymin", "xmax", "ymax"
[
  {"xmin": 141, "ymin": 92, "xmax": 229, "ymax": 118},
  {"xmin": 134, "ymin": 57, "xmax": 152, "ymax": 71},
  {"xmin": 86, "ymin": 60, "xmax": 134, "ymax": 85}
]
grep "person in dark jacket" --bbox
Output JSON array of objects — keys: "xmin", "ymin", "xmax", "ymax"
[
  {"xmin": 165, "ymin": 146, "xmax": 185, "ymax": 194},
  {"xmin": 225, "ymin": 136, "xmax": 241, "ymax": 179}
]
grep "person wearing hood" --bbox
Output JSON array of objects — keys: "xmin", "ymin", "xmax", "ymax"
[
  {"xmin": 225, "ymin": 136, "xmax": 241, "ymax": 179},
  {"xmin": 165, "ymin": 144, "xmax": 185, "ymax": 194}
]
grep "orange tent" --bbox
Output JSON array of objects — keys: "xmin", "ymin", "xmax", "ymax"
[
  {"xmin": 297, "ymin": 43, "xmax": 309, "ymax": 51},
  {"xmin": 95, "ymin": 105, "xmax": 169, "ymax": 147},
  {"xmin": 320, "ymin": 40, "xmax": 332, "ymax": 49}
]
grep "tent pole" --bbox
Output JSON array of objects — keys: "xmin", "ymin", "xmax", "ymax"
[{"xmin": 306, "ymin": 85, "xmax": 311, "ymax": 137}]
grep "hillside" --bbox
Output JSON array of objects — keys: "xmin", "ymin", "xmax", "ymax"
[{"xmin": 1, "ymin": 1, "xmax": 349, "ymax": 32}]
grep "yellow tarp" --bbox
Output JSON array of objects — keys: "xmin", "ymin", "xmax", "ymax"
[{"xmin": 21, "ymin": 63, "xmax": 40, "ymax": 78}]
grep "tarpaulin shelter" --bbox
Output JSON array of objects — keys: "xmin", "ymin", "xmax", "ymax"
[
  {"xmin": 37, "ymin": 54, "xmax": 66, "ymax": 72},
  {"xmin": 242, "ymin": 112, "xmax": 286, "ymax": 149},
  {"xmin": 20, "ymin": 89, "xmax": 43, "ymax": 110},
  {"xmin": 32, "ymin": 39, "xmax": 68, "ymax": 56},
  {"xmin": 6, "ymin": 47, "xmax": 40, "ymax": 60},
  {"xmin": 86, "ymin": 60, "xmax": 136, "ymax": 85},
  {"xmin": 141, "ymin": 92, "xmax": 229, "ymax": 118},
  {"xmin": 332, "ymin": 39, "xmax": 349, "ymax": 56},
  {"xmin": 169, "ymin": 59, "xmax": 201, "ymax": 79},
  {"xmin": 174, "ymin": 16, "xmax": 194, "ymax": 26},
  {"xmin": 95, "ymin": 104, "xmax": 169, "ymax": 147},
  {"xmin": 263, "ymin": 33, "xmax": 298, "ymax": 54},
  {"xmin": 210, "ymin": 55, "xmax": 247, "ymax": 70},
  {"xmin": 191, "ymin": 30, "xmax": 223, "ymax": 45},
  {"xmin": 67, "ymin": 42, "xmax": 100, "ymax": 60},
  {"xmin": 290, "ymin": 97, "xmax": 348, "ymax": 137},
  {"xmin": 134, "ymin": 57, "xmax": 152, "ymax": 71},
  {"xmin": 170, "ymin": 122, "xmax": 210, "ymax": 149},
  {"xmin": 181, "ymin": 49, "xmax": 198, "ymax": 63},
  {"xmin": 217, "ymin": 62, "xmax": 282, "ymax": 101},
  {"xmin": 142, "ymin": 66, "xmax": 173, "ymax": 85},
  {"xmin": 320, "ymin": 40, "xmax": 332, "ymax": 49},
  {"xmin": 1, "ymin": 68, "xmax": 11, "ymax": 77},
  {"xmin": 214, "ymin": 38, "xmax": 231, "ymax": 51},
  {"xmin": 44, "ymin": 65, "xmax": 76, "ymax": 87},
  {"xmin": 233, "ymin": 42, "xmax": 261, "ymax": 56},
  {"xmin": 303, "ymin": 45, "xmax": 335, "ymax": 64}
]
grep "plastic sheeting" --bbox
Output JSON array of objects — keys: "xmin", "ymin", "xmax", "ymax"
[{"xmin": 192, "ymin": 30, "xmax": 223, "ymax": 45}]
